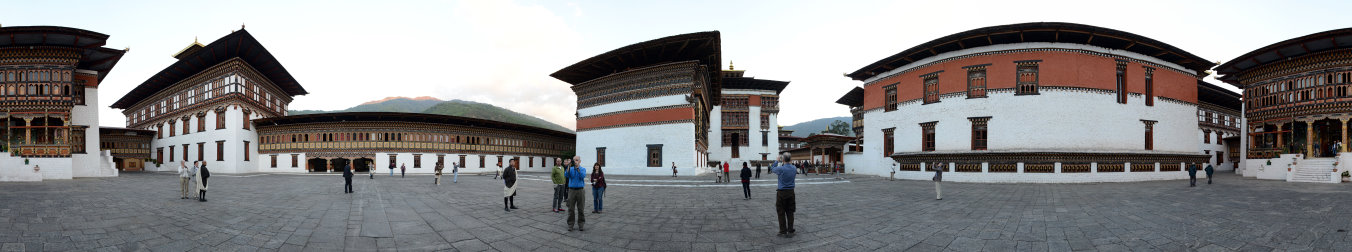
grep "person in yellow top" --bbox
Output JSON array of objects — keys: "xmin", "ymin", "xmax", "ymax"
[{"xmin": 551, "ymin": 157, "xmax": 569, "ymax": 213}]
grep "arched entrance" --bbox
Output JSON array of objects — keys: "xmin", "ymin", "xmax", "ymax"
[
  {"xmin": 1311, "ymin": 118, "xmax": 1345, "ymax": 157},
  {"xmin": 354, "ymin": 157, "xmax": 373, "ymax": 173},
  {"xmin": 308, "ymin": 158, "xmax": 328, "ymax": 172}
]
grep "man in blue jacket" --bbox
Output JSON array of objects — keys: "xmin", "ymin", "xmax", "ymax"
[
  {"xmin": 772, "ymin": 153, "xmax": 797, "ymax": 237},
  {"xmin": 564, "ymin": 156, "xmax": 588, "ymax": 231}
]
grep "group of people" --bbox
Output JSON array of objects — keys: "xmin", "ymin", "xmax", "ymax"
[
  {"xmin": 510, "ymin": 156, "xmax": 607, "ymax": 232},
  {"xmin": 176, "ymin": 161, "xmax": 211, "ymax": 202},
  {"xmin": 433, "ymin": 162, "xmax": 460, "ymax": 185},
  {"xmin": 787, "ymin": 161, "xmax": 843, "ymax": 175}
]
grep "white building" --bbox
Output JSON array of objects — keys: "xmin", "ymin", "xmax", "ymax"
[
  {"xmin": 0, "ymin": 26, "xmax": 127, "ymax": 182},
  {"xmin": 838, "ymin": 22, "xmax": 1223, "ymax": 183},
  {"xmin": 110, "ymin": 29, "xmax": 306, "ymax": 174},
  {"xmin": 707, "ymin": 67, "xmax": 788, "ymax": 168}
]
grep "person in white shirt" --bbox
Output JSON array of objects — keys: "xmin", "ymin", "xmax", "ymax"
[{"xmin": 178, "ymin": 161, "xmax": 192, "ymax": 199}]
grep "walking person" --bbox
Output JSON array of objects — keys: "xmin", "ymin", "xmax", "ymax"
[
  {"xmin": 400, "ymin": 163, "xmax": 406, "ymax": 178},
  {"xmin": 932, "ymin": 163, "xmax": 944, "ymax": 200},
  {"xmin": 890, "ymin": 163, "xmax": 897, "ymax": 181},
  {"xmin": 494, "ymin": 161, "xmax": 502, "ymax": 179},
  {"xmin": 195, "ymin": 161, "xmax": 211, "ymax": 202},
  {"xmin": 672, "ymin": 162, "xmax": 678, "ymax": 177},
  {"xmin": 1187, "ymin": 163, "xmax": 1198, "ymax": 187},
  {"xmin": 591, "ymin": 163, "xmax": 606, "ymax": 213},
  {"xmin": 755, "ymin": 163, "xmax": 762, "ymax": 179},
  {"xmin": 178, "ymin": 161, "xmax": 192, "ymax": 199},
  {"xmin": 389, "ymin": 163, "xmax": 395, "ymax": 177},
  {"xmin": 564, "ymin": 156, "xmax": 588, "ymax": 231},
  {"xmin": 452, "ymin": 162, "xmax": 459, "ymax": 183},
  {"xmin": 502, "ymin": 158, "xmax": 519, "ymax": 211},
  {"xmin": 343, "ymin": 163, "xmax": 354, "ymax": 193},
  {"xmin": 1204, "ymin": 163, "xmax": 1215, "ymax": 185},
  {"xmin": 552, "ymin": 157, "xmax": 568, "ymax": 213},
  {"xmin": 772, "ymin": 153, "xmax": 797, "ymax": 237},
  {"xmin": 740, "ymin": 162, "xmax": 752, "ymax": 199}
]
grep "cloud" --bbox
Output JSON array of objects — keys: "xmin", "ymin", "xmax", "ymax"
[{"xmin": 437, "ymin": 0, "xmax": 584, "ymax": 130}]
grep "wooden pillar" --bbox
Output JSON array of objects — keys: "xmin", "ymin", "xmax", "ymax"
[
  {"xmin": 1306, "ymin": 121, "xmax": 1314, "ymax": 158},
  {"xmin": 1342, "ymin": 118, "xmax": 1349, "ymax": 153},
  {"xmin": 1277, "ymin": 124, "xmax": 1284, "ymax": 151}
]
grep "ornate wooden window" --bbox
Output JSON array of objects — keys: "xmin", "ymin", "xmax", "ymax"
[
  {"xmin": 596, "ymin": 147, "xmax": 606, "ymax": 167},
  {"xmin": 157, "ymin": 124, "xmax": 163, "ymax": 139},
  {"xmin": 1116, "ymin": 60, "xmax": 1128, "ymax": 104},
  {"xmin": 1143, "ymin": 67, "xmax": 1155, "ymax": 106},
  {"xmin": 292, "ymin": 154, "xmax": 299, "ymax": 167},
  {"xmin": 216, "ymin": 110, "xmax": 226, "ymax": 130},
  {"xmin": 1015, "ymin": 61, "xmax": 1040, "ymax": 95},
  {"xmin": 761, "ymin": 131, "xmax": 769, "ymax": 147},
  {"xmin": 182, "ymin": 117, "xmax": 191, "ymax": 135},
  {"xmin": 920, "ymin": 122, "xmax": 937, "ymax": 152},
  {"xmin": 157, "ymin": 148, "xmax": 163, "ymax": 163},
  {"xmin": 479, "ymin": 155, "xmax": 485, "ymax": 168},
  {"xmin": 884, "ymin": 83, "xmax": 899, "ymax": 112},
  {"xmin": 1142, "ymin": 120, "xmax": 1156, "ymax": 150},
  {"xmin": 216, "ymin": 141, "xmax": 225, "ymax": 161},
  {"xmin": 1203, "ymin": 130, "xmax": 1211, "ymax": 144},
  {"xmin": 243, "ymin": 141, "xmax": 250, "ymax": 161},
  {"xmin": 922, "ymin": 71, "xmax": 941, "ymax": 104},
  {"xmin": 969, "ymin": 117, "xmax": 990, "ymax": 150},
  {"xmin": 197, "ymin": 142, "xmax": 204, "ymax": 161},
  {"xmin": 183, "ymin": 144, "xmax": 190, "ymax": 161},
  {"xmin": 197, "ymin": 114, "xmax": 206, "ymax": 132},
  {"xmin": 459, "ymin": 155, "xmax": 467, "ymax": 168},
  {"xmin": 413, "ymin": 154, "xmax": 422, "ymax": 168},
  {"xmin": 270, "ymin": 155, "xmax": 277, "ymax": 168},
  {"xmin": 882, "ymin": 128, "xmax": 895, "ymax": 157},
  {"xmin": 168, "ymin": 121, "xmax": 176, "ymax": 137},
  {"xmin": 69, "ymin": 126, "xmax": 87, "ymax": 154},
  {"xmin": 389, "ymin": 154, "xmax": 398, "ymax": 168},
  {"xmin": 1217, "ymin": 151, "xmax": 1225, "ymax": 164},
  {"xmin": 242, "ymin": 110, "xmax": 251, "ymax": 130},
  {"xmin": 168, "ymin": 146, "xmax": 174, "ymax": 162},
  {"xmin": 647, "ymin": 144, "xmax": 662, "ymax": 167},
  {"xmin": 965, "ymin": 65, "xmax": 988, "ymax": 98},
  {"xmin": 72, "ymin": 85, "xmax": 85, "ymax": 105},
  {"xmin": 760, "ymin": 113, "xmax": 770, "ymax": 129}
]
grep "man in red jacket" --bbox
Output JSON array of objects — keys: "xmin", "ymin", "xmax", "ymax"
[{"xmin": 723, "ymin": 162, "xmax": 731, "ymax": 183}]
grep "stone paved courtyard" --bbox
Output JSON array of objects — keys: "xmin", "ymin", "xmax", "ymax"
[{"xmin": 1, "ymin": 171, "xmax": 1350, "ymax": 251}]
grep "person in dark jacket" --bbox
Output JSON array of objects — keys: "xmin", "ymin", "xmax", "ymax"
[
  {"xmin": 933, "ymin": 162, "xmax": 944, "ymax": 200},
  {"xmin": 196, "ymin": 161, "xmax": 211, "ymax": 202},
  {"xmin": 740, "ymin": 162, "xmax": 753, "ymax": 199},
  {"xmin": 1204, "ymin": 163, "xmax": 1215, "ymax": 185},
  {"xmin": 503, "ymin": 158, "xmax": 519, "ymax": 211},
  {"xmin": 343, "ymin": 163, "xmax": 354, "ymax": 193},
  {"xmin": 1187, "ymin": 163, "xmax": 1198, "ymax": 187},
  {"xmin": 755, "ymin": 163, "xmax": 762, "ymax": 179},
  {"xmin": 590, "ymin": 163, "xmax": 606, "ymax": 213}
]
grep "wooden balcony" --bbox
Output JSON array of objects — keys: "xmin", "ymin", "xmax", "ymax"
[{"xmin": 14, "ymin": 145, "xmax": 71, "ymax": 157}]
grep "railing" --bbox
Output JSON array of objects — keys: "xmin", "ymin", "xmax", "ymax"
[
  {"xmin": 1248, "ymin": 148, "xmax": 1284, "ymax": 159},
  {"xmin": 1098, "ymin": 164, "xmax": 1125, "ymax": 172},
  {"xmin": 1062, "ymin": 164, "xmax": 1091, "ymax": 173},
  {"xmin": 1130, "ymin": 163, "xmax": 1154, "ymax": 172},
  {"xmin": 13, "ymin": 145, "xmax": 71, "ymax": 157},
  {"xmin": 1025, "ymin": 164, "xmax": 1054, "ymax": 173}
]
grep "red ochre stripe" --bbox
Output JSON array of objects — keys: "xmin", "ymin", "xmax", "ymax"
[{"xmin": 577, "ymin": 107, "xmax": 695, "ymax": 130}]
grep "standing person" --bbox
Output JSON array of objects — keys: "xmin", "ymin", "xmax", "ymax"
[
  {"xmin": 590, "ymin": 163, "xmax": 606, "ymax": 214},
  {"xmin": 196, "ymin": 161, "xmax": 211, "ymax": 202},
  {"xmin": 369, "ymin": 161, "xmax": 375, "ymax": 179},
  {"xmin": 890, "ymin": 163, "xmax": 897, "ymax": 181},
  {"xmin": 178, "ymin": 161, "xmax": 192, "ymax": 199},
  {"xmin": 1187, "ymin": 163, "xmax": 1198, "ymax": 187},
  {"xmin": 771, "ymin": 153, "xmax": 797, "ymax": 237},
  {"xmin": 434, "ymin": 163, "xmax": 443, "ymax": 185},
  {"xmin": 723, "ymin": 162, "xmax": 731, "ymax": 183},
  {"xmin": 1204, "ymin": 163, "xmax": 1215, "ymax": 185},
  {"xmin": 343, "ymin": 163, "xmax": 354, "ymax": 193},
  {"xmin": 564, "ymin": 156, "xmax": 588, "ymax": 231},
  {"xmin": 740, "ymin": 162, "xmax": 752, "ymax": 199},
  {"xmin": 452, "ymin": 162, "xmax": 459, "ymax": 183},
  {"xmin": 400, "ymin": 163, "xmax": 406, "ymax": 178},
  {"xmin": 715, "ymin": 165, "xmax": 724, "ymax": 183},
  {"xmin": 494, "ymin": 161, "xmax": 502, "ymax": 179},
  {"xmin": 502, "ymin": 158, "xmax": 519, "ymax": 211},
  {"xmin": 932, "ymin": 163, "xmax": 944, "ymax": 200},
  {"xmin": 755, "ymin": 163, "xmax": 762, "ymax": 179},
  {"xmin": 672, "ymin": 162, "xmax": 678, "ymax": 177},
  {"xmin": 551, "ymin": 158, "xmax": 568, "ymax": 213},
  {"xmin": 389, "ymin": 163, "xmax": 394, "ymax": 177}
]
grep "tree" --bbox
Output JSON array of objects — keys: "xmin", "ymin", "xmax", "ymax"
[{"xmin": 821, "ymin": 120, "xmax": 852, "ymax": 136}]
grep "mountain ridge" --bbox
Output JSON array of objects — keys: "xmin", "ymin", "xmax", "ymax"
[{"xmin": 288, "ymin": 96, "xmax": 574, "ymax": 133}]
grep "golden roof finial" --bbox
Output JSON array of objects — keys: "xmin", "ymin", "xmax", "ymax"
[
  {"xmin": 124, "ymin": 47, "xmax": 130, "ymax": 52},
  {"xmin": 729, "ymin": 61, "xmax": 735, "ymax": 70},
  {"xmin": 241, "ymin": 23, "xmax": 246, "ymax": 30},
  {"xmin": 194, "ymin": 36, "xmax": 198, "ymax": 44}
]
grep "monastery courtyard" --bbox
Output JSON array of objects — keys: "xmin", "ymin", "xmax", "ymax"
[{"xmin": 1, "ymin": 172, "xmax": 1349, "ymax": 252}]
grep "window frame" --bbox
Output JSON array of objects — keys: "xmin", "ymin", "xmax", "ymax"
[
  {"xmin": 647, "ymin": 144, "xmax": 663, "ymax": 167},
  {"xmin": 964, "ymin": 64, "xmax": 989, "ymax": 99},
  {"xmin": 920, "ymin": 122, "xmax": 937, "ymax": 152},
  {"xmin": 922, "ymin": 71, "xmax": 942, "ymax": 104},
  {"xmin": 884, "ymin": 83, "xmax": 899, "ymax": 112},
  {"xmin": 969, "ymin": 117, "xmax": 990, "ymax": 150}
]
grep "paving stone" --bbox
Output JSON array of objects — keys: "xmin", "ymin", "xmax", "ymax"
[{"xmin": 0, "ymin": 172, "xmax": 1347, "ymax": 250}]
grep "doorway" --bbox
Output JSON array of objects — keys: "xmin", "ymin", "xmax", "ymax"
[
  {"xmin": 354, "ymin": 157, "xmax": 372, "ymax": 173},
  {"xmin": 308, "ymin": 158, "xmax": 328, "ymax": 172}
]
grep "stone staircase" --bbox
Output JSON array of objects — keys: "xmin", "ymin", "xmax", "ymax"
[{"xmin": 1290, "ymin": 158, "xmax": 1337, "ymax": 183}]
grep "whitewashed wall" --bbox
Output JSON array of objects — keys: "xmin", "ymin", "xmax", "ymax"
[
  {"xmin": 708, "ymin": 89, "xmax": 781, "ymax": 165},
  {"xmin": 577, "ymin": 123, "xmax": 696, "ymax": 176},
  {"xmin": 149, "ymin": 106, "xmax": 257, "ymax": 173}
]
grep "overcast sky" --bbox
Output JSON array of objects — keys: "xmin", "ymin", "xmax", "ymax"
[{"xmin": 7, "ymin": 0, "xmax": 1351, "ymax": 129}]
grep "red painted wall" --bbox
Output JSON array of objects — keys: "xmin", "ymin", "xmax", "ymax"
[
  {"xmin": 861, "ymin": 50, "xmax": 1199, "ymax": 111},
  {"xmin": 577, "ymin": 107, "xmax": 695, "ymax": 130}
]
